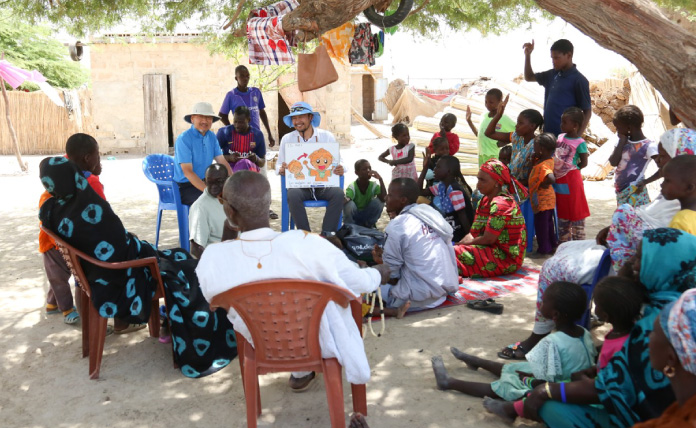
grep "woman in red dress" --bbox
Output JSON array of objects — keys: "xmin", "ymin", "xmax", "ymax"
[{"xmin": 454, "ymin": 159, "xmax": 527, "ymax": 278}]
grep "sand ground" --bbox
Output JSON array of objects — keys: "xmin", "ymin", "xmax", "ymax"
[{"xmin": 0, "ymin": 124, "xmax": 618, "ymax": 428}]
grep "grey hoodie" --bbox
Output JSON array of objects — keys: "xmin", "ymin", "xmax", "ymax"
[{"xmin": 383, "ymin": 204, "xmax": 460, "ymax": 303}]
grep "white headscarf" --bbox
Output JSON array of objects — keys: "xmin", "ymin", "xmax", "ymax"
[{"xmin": 659, "ymin": 128, "xmax": 696, "ymax": 157}]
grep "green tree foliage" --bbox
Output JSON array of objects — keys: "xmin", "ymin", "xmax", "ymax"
[
  {"xmin": 5, "ymin": 0, "xmax": 545, "ymax": 44},
  {"xmin": 4, "ymin": 0, "xmax": 694, "ymax": 51},
  {"xmin": 0, "ymin": 11, "xmax": 89, "ymax": 89}
]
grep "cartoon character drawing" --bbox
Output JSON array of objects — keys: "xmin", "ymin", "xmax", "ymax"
[
  {"xmin": 303, "ymin": 148, "xmax": 334, "ymax": 182},
  {"xmin": 287, "ymin": 159, "xmax": 305, "ymax": 180}
]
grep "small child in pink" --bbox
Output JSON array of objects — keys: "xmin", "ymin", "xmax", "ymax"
[{"xmin": 592, "ymin": 276, "xmax": 642, "ymax": 369}]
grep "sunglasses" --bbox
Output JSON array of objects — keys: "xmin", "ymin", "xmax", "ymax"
[{"xmin": 290, "ymin": 106, "xmax": 311, "ymax": 114}]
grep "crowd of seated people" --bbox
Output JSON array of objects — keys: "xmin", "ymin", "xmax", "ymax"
[{"xmin": 35, "ymin": 36, "xmax": 696, "ymax": 427}]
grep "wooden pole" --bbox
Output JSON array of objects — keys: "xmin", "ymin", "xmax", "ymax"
[
  {"xmin": 351, "ymin": 106, "xmax": 388, "ymax": 139},
  {"xmin": 0, "ymin": 53, "xmax": 27, "ymax": 172}
]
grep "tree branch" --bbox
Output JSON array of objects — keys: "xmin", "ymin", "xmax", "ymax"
[
  {"xmin": 222, "ymin": 0, "xmax": 247, "ymax": 30},
  {"xmin": 534, "ymin": 0, "xmax": 696, "ymax": 128},
  {"xmin": 408, "ymin": 0, "xmax": 430, "ymax": 18}
]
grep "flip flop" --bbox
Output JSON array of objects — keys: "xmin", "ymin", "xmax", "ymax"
[
  {"xmin": 497, "ymin": 342, "xmax": 527, "ymax": 360},
  {"xmin": 113, "ymin": 323, "xmax": 147, "ymax": 335},
  {"xmin": 467, "ymin": 299, "xmax": 504, "ymax": 315}
]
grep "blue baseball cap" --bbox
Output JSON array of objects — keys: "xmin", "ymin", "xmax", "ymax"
[{"xmin": 283, "ymin": 101, "xmax": 321, "ymax": 128}]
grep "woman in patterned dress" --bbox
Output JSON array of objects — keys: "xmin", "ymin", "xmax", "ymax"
[
  {"xmin": 454, "ymin": 159, "xmax": 527, "ymax": 278},
  {"xmin": 39, "ymin": 157, "xmax": 237, "ymax": 378}
]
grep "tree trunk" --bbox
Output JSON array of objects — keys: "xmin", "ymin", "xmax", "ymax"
[
  {"xmin": 534, "ymin": 0, "xmax": 696, "ymax": 129},
  {"xmin": 0, "ymin": 76, "xmax": 28, "ymax": 172},
  {"xmin": 281, "ymin": 0, "xmax": 390, "ymax": 39}
]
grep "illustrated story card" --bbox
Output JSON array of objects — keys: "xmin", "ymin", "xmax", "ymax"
[{"xmin": 284, "ymin": 142, "xmax": 341, "ymax": 188}]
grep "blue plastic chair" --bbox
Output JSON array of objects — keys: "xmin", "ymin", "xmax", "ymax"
[
  {"xmin": 281, "ymin": 175, "xmax": 345, "ymax": 232},
  {"xmin": 520, "ymin": 199, "xmax": 535, "ymax": 251},
  {"xmin": 579, "ymin": 248, "xmax": 612, "ymax": 328},
  {"xmin": 142, "ymin": 154, "xmax": 190, "ymax": 251}
]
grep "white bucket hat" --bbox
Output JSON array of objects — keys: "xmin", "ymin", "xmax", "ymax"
[{"xmin": 184, "ymin": 102, "xmax": 220, "ymax": 123}]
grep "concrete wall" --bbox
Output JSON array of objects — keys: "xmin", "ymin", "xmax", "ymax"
[{"xmin": 90, "ymin": 40, "xmax": 356, "ymax": 154}]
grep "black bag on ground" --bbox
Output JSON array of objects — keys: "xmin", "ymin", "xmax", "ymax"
[{"xmin": 336, "ymin": 223, "xmax": 386, "ymax": 263}]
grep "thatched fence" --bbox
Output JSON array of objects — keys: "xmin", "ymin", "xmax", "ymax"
[{"xmin": 0, "ymin": 88, "xmax": 93, "ymax": 155}]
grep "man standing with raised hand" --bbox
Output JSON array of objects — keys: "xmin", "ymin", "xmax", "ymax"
[{"xmin": 523, "ymin": 39, "xmax": 592, "ymax": 136}]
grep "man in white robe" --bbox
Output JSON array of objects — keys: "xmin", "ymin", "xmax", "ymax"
[{"xmin": 197, "ymin": 170, "xmax": 390, "ymax": 390}]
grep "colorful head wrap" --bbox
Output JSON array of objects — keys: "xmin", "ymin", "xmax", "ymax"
[
  {"xmin": 480, "ymin": 159, "xmax": 529, "ymax": 200},
  {"xmin": 659, "ymin": 128, "xmax": 696, "ymax": 157},
  {"xmin": 660, "ymin": 289, "xmax": 696, "ymax": 375}
]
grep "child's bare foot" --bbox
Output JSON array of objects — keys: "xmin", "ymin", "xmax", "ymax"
[
  {"xmin": 450, "ymin": 347, "xmax": 481, "ymax": 370},
  {"xmin": 431, "ymin": 355, "xmax": 451, "ymax": 390},
  {"xmin": 349, "ymin": 412, "xmax": 370, "ymax": 428},
  {"xmin": 483, "ymin": 396, "xmax": 517, "ymax": 424},
  {"xmin": 396, "ymin": 301, "xmax": 411, "ymax": 319}
]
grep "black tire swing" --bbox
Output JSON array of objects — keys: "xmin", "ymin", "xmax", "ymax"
[{"xmin": 363, "ymin": 0, "xmax": 414, "ymax": 28}]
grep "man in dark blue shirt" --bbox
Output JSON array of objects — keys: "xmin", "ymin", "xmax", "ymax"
[{"xmin": 523, "ymin": 39, "xmax": 592, "ymax": 137}]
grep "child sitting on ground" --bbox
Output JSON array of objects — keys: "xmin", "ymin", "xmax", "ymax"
[
  {"xmin": 429, "ymin": 113, "xmax": 460, "ymax": 156},
  {"xmin": 484, "ymin": 95, "xmax": 544, "ymax": 188},
  {"xmin": 344, "ymin": 159, "xmax": 386, "ymax": 228},
  {"xmin": 379, "ymin": 123, "xmax": 418, "ymax": 181},
  {"xmin": 528, "ymin": 133, "xmax": 557, "ymax": 254},
  {"xmin": 420, "ymin": 155, "xmax": 474, "ymax": 242},
  {"xmin": 482, "ymin": 278, "xmax": 640, "ymax": 423},
  {"xmin": 590, "ymin": 276, "xmax": 642, "ymax": 371},
  {"xmin": 466, "ymin": 88, "xmax": 516, "ymax": 166},
  {"xmin": 609, "ymin": 105, "xmax": 658, "ymax": 207},
  {"xmin": 417, "ymin": 137, "xmax": 452, "ymax": 206},
  {"xmin": 371, "ymin": 178, "xmax": 459, "ymax": 318},
  {"xmin": 662, "ymin": 154, "xmax": 696, "ymax": 235},
  {"xmin": 39, "ymin": 133, "xmax": 106, "ymax": 325},
  {"xmin": 422, "ymin": 136, "xmax": 451, "ymax": 189},
  {"xmin": 553, "ymin": 107, "xmax": 590, "ymax": 242},
  {"xmin": 431, "ymin": 281, "xmax": 596, "ymax": 424},
  {"xmin": 498, "ymin": 145, "xmax": 512, "ymax": 167}
]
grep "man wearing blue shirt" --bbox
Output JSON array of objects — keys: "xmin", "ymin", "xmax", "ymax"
[
  {"xmin": 219, "ymin": 65, "xmax": 275, "ymax": 147},
  {"xmin": 173, "ymin": 102, "xmax": 232, "ymax": 205},
  {"xmin": 523, "ymin": 39, "xmax": 592, "ymax": 137}
]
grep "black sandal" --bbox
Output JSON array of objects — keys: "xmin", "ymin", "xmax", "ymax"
[
  {"xmin": 467, "ymin": 298, "xmax": 504, "ymax": 315},
  {"xmin": 497, "ymin": 342, "xmax": 528, "ymax": 360}
]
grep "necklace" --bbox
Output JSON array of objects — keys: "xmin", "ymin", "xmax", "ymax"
[{"xmin": 237, "ymin": 236, "xmax": 277, "ymax": 269}]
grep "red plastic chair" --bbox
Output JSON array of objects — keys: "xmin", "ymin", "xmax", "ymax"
[
  {"xmin": 41, "ymin": 226, "xmax": 165, "ymax": 379},
  {"xmin": 210, "ymin": 279, "xmax": 367, "ymax": 428}
]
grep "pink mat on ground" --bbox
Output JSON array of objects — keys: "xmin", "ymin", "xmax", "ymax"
[
  {"xmin": 443, "ymin": 266, "xmax": 539, "ymax": 307},
  {"xmin": 368, "ymin": 266, "xmax": 539, "ymax": 319}
]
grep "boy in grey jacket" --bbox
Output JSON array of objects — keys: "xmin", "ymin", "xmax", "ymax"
[{"xmin": 373, "ymin": 178, "xmax": 460, "ymax": 318}]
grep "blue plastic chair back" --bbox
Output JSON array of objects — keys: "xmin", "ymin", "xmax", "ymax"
[
  {"xmin": 281, "ymin": 175, "xmax": 344, "ymax": 232},
  {"xmin": 579, "ymin": 248, "xmax": 612, "ymax": 328},
  {"xmin": 520, "ymin": 199, "xmax": 535, "ymax": 252},
  {"xmin": 142, "ymin": 154, "xmax": 190, "ymax": 251}
]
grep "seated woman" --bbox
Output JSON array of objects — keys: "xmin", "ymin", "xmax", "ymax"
[
  {"xmin": 500, "ymin": 128, "xmax": 696, "ymax": 360},
  {"xmin": 520, "ymin": 228, "xmax": 696, "ymax": 428},
  {"xmin": 39, "ymin": 157, "xmax": 237, "ymax": 378},
  {"xmin": 634, "ymin": 288, "xmax": 696, "ymax": 427},
  {"xmin": 454, "ymin": 159, "xmax": 527, "ymax": 278}
]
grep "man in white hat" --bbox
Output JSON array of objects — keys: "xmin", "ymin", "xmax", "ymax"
[
  {"xmin": 277, "ymin": 102, "xmax": 345, "ymax": 233},
  {"xmin": 173, "ymin": 102, "xmax": 233, "ymax": 205}
]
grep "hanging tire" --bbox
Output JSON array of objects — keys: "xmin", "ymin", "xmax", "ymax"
[{"xmin": 363, "ymin": 0, "xmax": 414, "ymax": 28}]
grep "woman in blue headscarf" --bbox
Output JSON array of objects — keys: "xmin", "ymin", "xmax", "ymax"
[{"xmin": 521, "ymin": 228, "xmax": 696, "ymax": 427}]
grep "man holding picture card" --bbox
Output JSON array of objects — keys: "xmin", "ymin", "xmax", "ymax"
[{"xmin": 276, "ymin": 102, "xmax": 345, "ymax": 233}]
